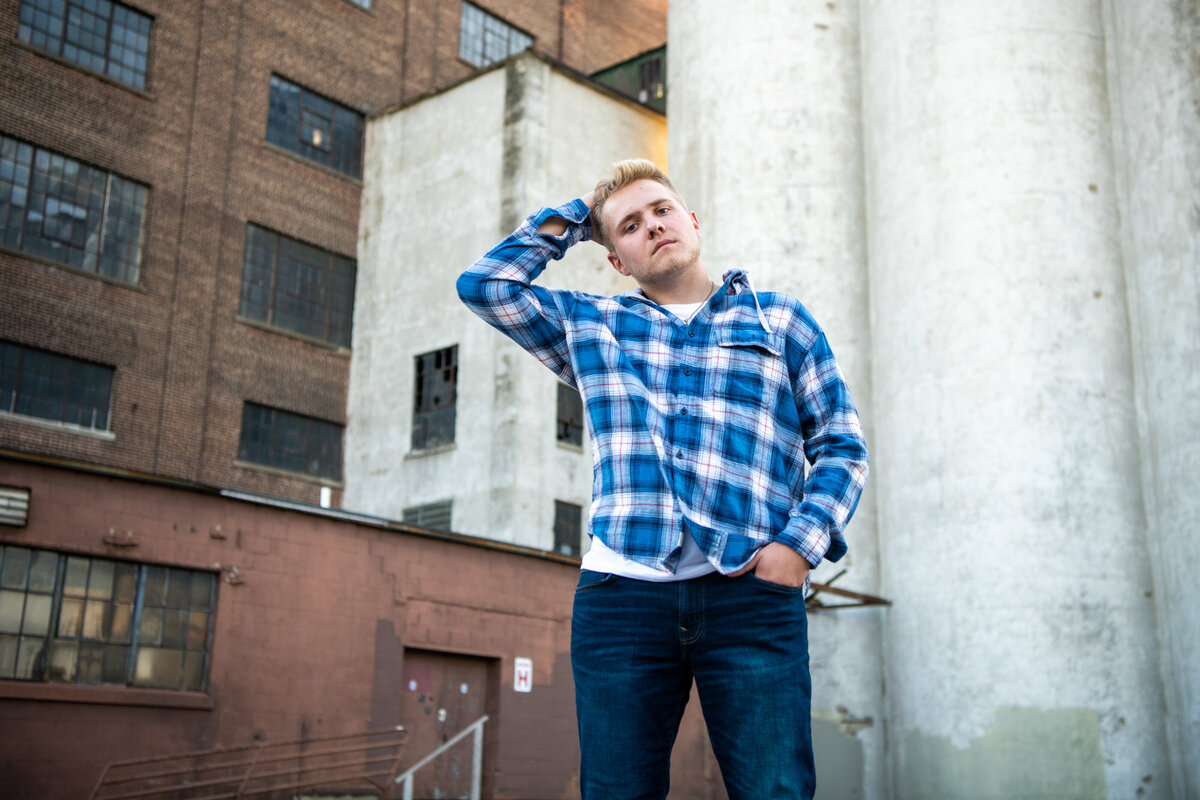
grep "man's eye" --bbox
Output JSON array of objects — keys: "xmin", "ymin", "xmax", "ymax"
[
  {"xmin": 624, "ymin": 223, "xmax": 637, "ymax": 233},
  {"xmin": 656, "ymin": 206, "xmax": 670, "ymax": 214}
]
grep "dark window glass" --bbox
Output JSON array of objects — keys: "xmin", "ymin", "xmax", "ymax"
[
  {"xmin": 458, "ymin": 1, "xmax": 532, "ymax": 68},
  {"xmin": 556, "ymin": 383, "xmax": 584, "ymax": 447},
  {"xmin": 18, "ymin": 0, "xmax": 152, "ymax": 90},
  {"xmin": 1, "ymin": 340, "xmax": 113, "ymax": 431},
  {"xmin": 237, "ymin": 402, "xmax": 343, "ymax": 481},
  {"xmin": 239, "ymin": 223, "xmax": 356, "ymax": 347},
  {"xmin": 0, "ymin": 545, "xmax": 214, "ymax": 691},
  {"xmin": 412, "ymin": 346, "xmax": 457, "ymax": 451},
  {"xmin": 0, "ymin": 133, "xmax": 147, "ymax": 284},
  {"xmin": 554, "ymin": 501, "xmax": 582, "ymax": 557},
  {"xmin": 266, "ymin": 75, "xmax": 363, "ymax": 178}
]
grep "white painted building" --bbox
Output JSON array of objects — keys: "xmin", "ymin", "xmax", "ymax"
[{"xmin": 347, "ymin": 1, "xmax": 1199, "ymax": 795}]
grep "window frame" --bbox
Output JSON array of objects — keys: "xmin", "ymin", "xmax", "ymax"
[
  {"xmin": 17, "ymin": 0, "xmax": 154, "ymax": 91},
  {"xmin": 553, "ymin": 500, "xmax": 583, "ymax": 558},
  {"xmin": 265, "ymin": 75, "xmax": 364, "ymax": 179},
  {"xmin": 238, "ymin": 223, "xmax": 357, "ymax": 349},
  {"xmin": 236, "ymin": 402, "xmax": 345, "ymax": 483},
  {"xmin": 411, "ymin": 346, "xmax": 458, "ymax": 452},
  {"xmin": 458, "ymin": 1, "xmax": 534, "ymax": 68},
  {"xmin": 556, "ymin": 382, "xmax": 584, "ymax": 447},
  {"xmin": 0, "ymin": 133, "xmax": 149, "ymax": 286},
  {"xmin": 0, "ymin": 545, "xmax": 216, "ymax": 693},
  {"xmin": 1, "ymin": 340, "xmax": 115, "ymax": 433}
]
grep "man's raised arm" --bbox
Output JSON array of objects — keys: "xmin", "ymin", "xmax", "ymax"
[{"xmin": 455, "ymin": 193, "xmax": 596, "ymax": 385}]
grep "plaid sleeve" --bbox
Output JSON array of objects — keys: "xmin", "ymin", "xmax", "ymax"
[
  {"xmin": 776, "ymin": 320, "xmax": 870, "ymax": 566},
  {"xmin": 456, "ymin": 199, "xmax": 592, "ymax": 385}
]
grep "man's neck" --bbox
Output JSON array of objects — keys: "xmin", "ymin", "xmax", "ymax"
[{"xmin": 638, "ymin": 266, "xmax": 714, "ymax": 306}]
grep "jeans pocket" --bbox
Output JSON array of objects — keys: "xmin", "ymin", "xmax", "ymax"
[
  {"xmin": 746, "ymin": 572, "xmax": 804, "ymax": 594},
  {"xmin": 576, "ymin": 570, "xmax": 614, "ymax": 593}
]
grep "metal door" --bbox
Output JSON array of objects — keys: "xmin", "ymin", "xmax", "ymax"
[{"xmin": 399, "ymin": 649, "xmax": 491, "ymax": 799}]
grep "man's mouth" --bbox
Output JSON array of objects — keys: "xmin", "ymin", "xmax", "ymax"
[{"xmin": 652, "ymin": 240, "xmax": 674, "ymax": 254}]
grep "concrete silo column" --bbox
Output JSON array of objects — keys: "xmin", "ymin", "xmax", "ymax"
[
  {"xmin": 1103, "ymin": 0, "xmax": 1200, "ymax": 794},
  {"xmin": 669, "ymin": 2, "xmax": 884, "ymax": 797},
  {"xmin": 861, "ymin": 0, "xmax": 1172, "ymax": 795}
]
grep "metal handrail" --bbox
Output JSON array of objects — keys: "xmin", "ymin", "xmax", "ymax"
[
  {"xmin": 90, "ymin": 726, "xmax": 408, "ymax": 800},
  {"xmin": 395, "ymin": 715, "xmax": 489, "ymax": 800}
]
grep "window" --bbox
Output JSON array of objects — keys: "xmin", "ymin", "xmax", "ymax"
[
  {"xmin": 554, "ymin": 501, "xmax": 582, "ymax": 557},
  {"xmin": 0, "ymin": 545, "xmax": 215, "ymax": 691},
  {"xmin": 556, "ymin": 383, "xmax": 584, "ymax": 447},
  {"xmin": 18, "ymin": 0, "xmax": 152, "ymax": 90},
  {"xmin": 458, "ymin": 1, "xmax": 533, "ymax": 68},
  {"xmin": 237, "ymin": 403, "xmax": 343, "ymax": 481},
  {"xmin": 0, "ymin": 134, "xmax": 148, "ymax": 284},
  {"xmin": 239, "ymin": 224, "xmax": 356, "ymax": 347},
  {"xmin": 402, "ymin": 500, "xmax": 452, "ymax": 532},
  {"xmin": 266, "ymin": 75, "xmax": 364, "ymax": 178},
  {"xmin": 412, "ymin": 346, "xmax": 457, "ymax": 451},
  {"xmin": 1, "ymin": 340, "xmax": 113, "ymax": 432}
]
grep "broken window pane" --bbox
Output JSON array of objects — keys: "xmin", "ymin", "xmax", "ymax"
[{"xmin": 412, "ymin": 346, "xmax": 457, "ymax": 450}]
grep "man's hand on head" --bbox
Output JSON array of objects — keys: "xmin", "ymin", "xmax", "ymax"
[{"xmin": 728, "ymin": 542, "xmax": 812, "ymax": 588}]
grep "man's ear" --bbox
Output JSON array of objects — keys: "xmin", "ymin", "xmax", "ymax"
[
  {"xmin": 690, "ymin": 210, "xmax": 701, "ymax": 234},
  {"xmin": 607, "ymin": 251, "xmax": 631, "ymax": 276}
]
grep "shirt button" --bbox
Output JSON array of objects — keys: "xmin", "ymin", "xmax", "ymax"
[
  {"xmin": 683, "ymin": 367, "xmax": 692, "ymax": 376},
  {"xmin": 687, "ymin": 329, "xmax": 695, "ymax": 338},
  {"xmin": 680, "ymin": 407, "xmax": 688, "ymax": 415},
  {"xmin": 675, "ymin": 450, "xmax": 683, "ymax": 459}
]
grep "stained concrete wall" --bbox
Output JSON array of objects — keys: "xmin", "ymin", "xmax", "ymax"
[
  {"xmin": 860, "ymin": 0, "xmax": 1171, "ymax": 796},
  {"xmin": 668, "ymin": 2, "xmax": 884, "ymax": 797},
  {"xmin": 346, "ymin": 53, "xmax": 666, "ymax": 551},
  {"xmin": 1101, "ymin": 2, "xmax": 1200, "ymax": 795}
]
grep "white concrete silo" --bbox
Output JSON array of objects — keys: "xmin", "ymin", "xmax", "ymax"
[
  {"xmin": 860, "ymin": 0, "xmax": 1172, "ymax": 796},
  {"xmin": 668, "ymin": 2, "xmax": 885, "ymax": 797},
  {"xmin": 1103, "ymin": 0, "xmax": 1200, "ymax": 794}
]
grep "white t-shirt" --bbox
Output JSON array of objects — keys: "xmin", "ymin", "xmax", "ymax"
[{"xmin": 578, "ymin": 299, "xmax": 720, "ymax": 582}]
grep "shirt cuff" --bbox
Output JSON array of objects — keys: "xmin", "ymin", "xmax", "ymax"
[
  {"xmin": 776, "ymin": 514, "xmax": 832, "ymax": 568},
  {"xmin": 529, "ymin": 198, "xmax": 593, "ymax": 246}
]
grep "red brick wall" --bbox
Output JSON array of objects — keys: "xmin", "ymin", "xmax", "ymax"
[
  {"xmin": 0, "ymin": 457, "xmax": 724, "ymax": 799},
  {"xmin": 0, "ymin": 0, "xmax": 664, "ymax": 507}
]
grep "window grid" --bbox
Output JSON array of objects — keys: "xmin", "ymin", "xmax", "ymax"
[
  {"xmin": 554, "ymin": 501, "xmax": 582, "ymax": 557},
  {"xmin": 412, "ymin": 346, "xmax": 457, "ymax": 451},
  {"xmin": 0, "ymin": 545, "xmax": 214, "ymax": 692},
  {"xmin": 266, "ymin": 75, "xmax": 363, "ymax": 179},
  {"xmin": 556, "ymin": 383, "xmax": 584, "ymax": 446},
  {"xmin": 458, "ymin": 1, "xmax": 533, "ymax": 68},
  {"xmin": 239, "ymin": 224, "xmax": 356, "ymax": 348},
  {"xmin": 18, "ymin": 0, "xmax": 152, "ymax": 90},
  {"xmin": 1, "ymin": 340, "xmax": 114, "ymax": 432},
  {"xmin": 0, "ymin": 133, "xmax": 147, "ymax": 285},
  {"xmin": 237, "ymin": 402, "xmax": 344, "ymax": 482}
]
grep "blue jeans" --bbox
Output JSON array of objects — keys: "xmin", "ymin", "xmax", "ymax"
[{"xmin": 571, "ymin": 570, "xmax": 814, "ymax": 800}]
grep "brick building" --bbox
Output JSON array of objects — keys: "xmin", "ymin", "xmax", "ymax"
[
  {"xmin": 0, "ymin": 0, "xmax": 665, "ymax": 506},
  {"xmin": 1, "ymin": 1, "xmax": 669, "ymax": 797}
]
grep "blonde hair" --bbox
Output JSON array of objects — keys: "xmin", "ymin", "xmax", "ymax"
[{"xmin": 590, "ymin": 159, "xmax": 684, "ymax": 250}]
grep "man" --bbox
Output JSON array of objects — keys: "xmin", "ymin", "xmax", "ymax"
[{"xmin": 457, "ymin": 160, "xmax": 868, "ymax": 799}]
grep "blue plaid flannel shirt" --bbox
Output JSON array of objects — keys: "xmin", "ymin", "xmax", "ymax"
[{"xmin": 457, "ymin": 199, "xmax": 869, "ymax": 574}]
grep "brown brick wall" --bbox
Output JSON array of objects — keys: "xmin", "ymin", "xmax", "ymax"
[
  {"xmin": 0, "ymin": 0, "xmax": 665, "ymax": 506},
  {"xmin": 0, "ymin": 457, "xmax": 724, "ymax": 799}
]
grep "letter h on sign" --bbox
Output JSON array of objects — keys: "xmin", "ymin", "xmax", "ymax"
[{"xmin": 514, "ymin": 657, "xmax": 532, "ymax": 693}]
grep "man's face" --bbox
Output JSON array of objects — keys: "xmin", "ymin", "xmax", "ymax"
[{"xmin": 601, "ymin": 179, "xmax": 702, "ymax": 287}]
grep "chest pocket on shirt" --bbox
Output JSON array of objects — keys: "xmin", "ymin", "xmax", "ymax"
[{"xmin": 715, "ymin": 329, "xmax": 786, "ymax": 405}]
